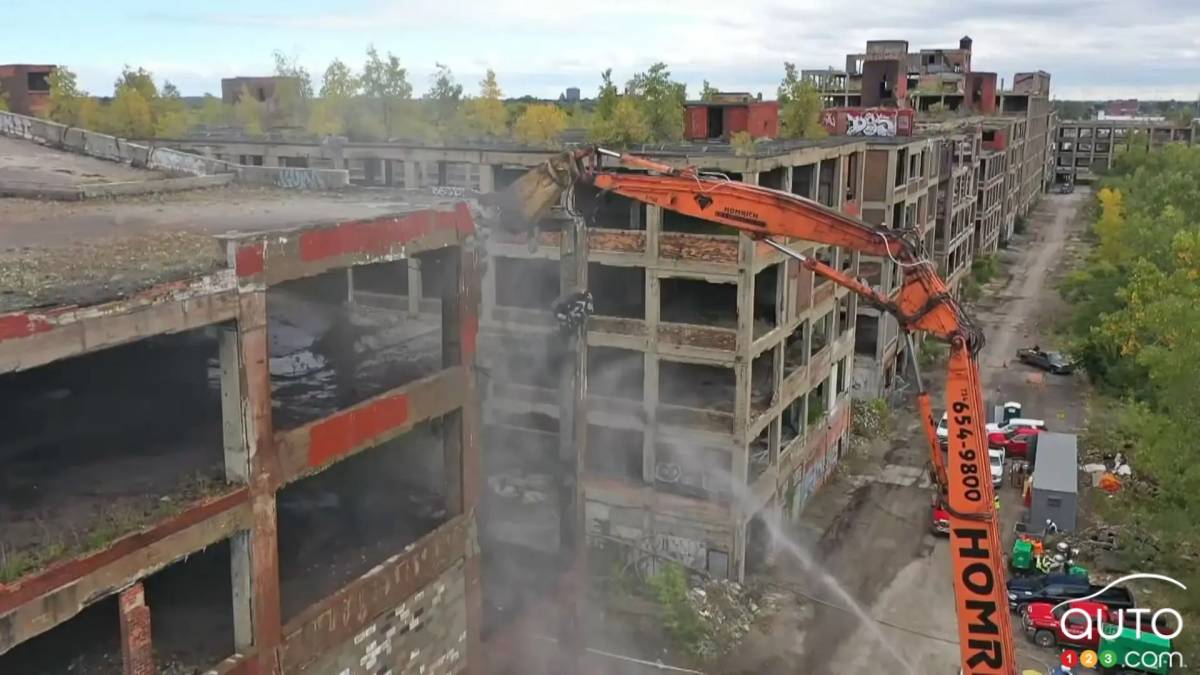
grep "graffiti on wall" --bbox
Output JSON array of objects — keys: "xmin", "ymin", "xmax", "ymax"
[
  {"xmin": 846, "ymin": 111, "xmax": 897, "ymax": 137},
  {"xmin": 0, "ymin": 113, "xmax": 33, "ymax": 140},
  {"xmin": 276, "ymin": 167, "xmax": 324, "ymax": 190},
  {"xmin": 150, "ymin": 147, "xmax": 216, "ymax": 176},
  {"xmin": 429, "ymin": 185, "xmax": 471, "ymax": 199}
]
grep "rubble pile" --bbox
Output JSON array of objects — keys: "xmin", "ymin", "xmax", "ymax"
[{"xmin": 685, "ymin": 578, "xmax": 780, "ymax": 660}]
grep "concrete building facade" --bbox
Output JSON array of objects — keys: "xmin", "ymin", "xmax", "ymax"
[
  {"xmin": 1054, "ymin": 119, "xmax": 1198, "ymax": 184},
  {"xmin": 0, "ymin": 139, "xmax": 484, "ymax": 675}
]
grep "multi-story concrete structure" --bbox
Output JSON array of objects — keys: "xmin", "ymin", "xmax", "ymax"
[
  {"xmin": 0, "ymin": 64, "xmax": 55, "ymax": 117},
  {"xmin": 0, "ymin": 130, "xmax": 482, "ymax": 675},
  {"xmin": 852, "ymin": 136, "xmax": 939, "ymax": 397},
  {"xmin": 1054, "ymin": 119, "xmax": 1198, "ymax": 184}
]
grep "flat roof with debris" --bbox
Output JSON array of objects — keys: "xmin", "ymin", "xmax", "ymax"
[
  {"xmin": 0, "ymin": 184, "xmax": 470, "ymax": 313},
  {"xmin": 0, "ymin": 136, "xmax": 170, "ymax": 188}
]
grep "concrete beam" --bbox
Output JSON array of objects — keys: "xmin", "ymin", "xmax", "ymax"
[
  {"xmin": 0, "ymin": 273, "xmax": 237, "ymax": 374},
  {"xmin": 0, "ymin": 489, "xmax": 252, "ymax": 654},
  {"xmin": 274, "ymin": 366, "xmax": 468, "ymax": 484}
]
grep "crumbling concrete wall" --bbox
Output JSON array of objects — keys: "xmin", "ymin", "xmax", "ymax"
[
  {"xmin": 292, "ymin": 562, "xmax": 466, "ymax": 675},
  {"xmin": 0, "ymin": 111, "xmax": 349, "ymax": 191},
  {"xmin": 585, "ymin": 496, "xmax": 734, "ymax": 578}
]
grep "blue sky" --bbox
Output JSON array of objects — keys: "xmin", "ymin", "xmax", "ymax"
[{"xmin": 6, "ymin": 0, "xmax": 1199, "ymax": 101}]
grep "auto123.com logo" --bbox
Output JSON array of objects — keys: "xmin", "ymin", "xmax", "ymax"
[{"xmin": 1052, "ymin": 573, "xmax": 1188, "ymax": 671}]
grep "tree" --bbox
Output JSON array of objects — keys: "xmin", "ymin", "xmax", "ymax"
[
  {"xmin": 627, "ymin": 62, "xmax": 685, "ymax": 142},
  {"xmin": 731, "ymin": 130, "xmax": 758, "ymax": 156},
  {"xmin": 596, "ymin": 69, "xmax": 618, "ymax": 120},
  {"xmin": 360, "ymin": 46, "xmax": 413, "ymax": 138},
  {"xmin": 462, "ymin": 69, "xmax": 507, "ymax": 137},
  {"xmin": 114, "ymin": 65, "xmax": 158, "ymax": 101},
  {"xmin": 152, "ymin": 79, "xmax": 189, "ymax": 138},
  {"xmin": 700, "ymin": 80, "xmax": 718, "ymax": 101},
  {"xmin": 588, "ymin": 96, "xmax": 650, "ymax": 146},
  {"xmin": 0, "ymin": 84, "xmax": 8, "ymax": 112},
  {"xmin": 778, "ymin": 62, "xmax": 826, "ymax": 139},
  {"xmin": 426, "ymin": 63, "xmax": 464, "ymax": 136},
  {"xmin": 513, "ymin": 103, "xmax": 567, "ymax": 147},
  {"xmin": 320, "ymin": 59, "xmax": 359, "ymax": 99},
  {"xmin": 197, "ymin": 94, "xmax": 230, "ymax": 126},
  {"xmin": 48, "ymin": 67, "xmax": 87, "ymax": 126},
  {"xmin": 233, "ymin": 84, "xmax": 264, "ymax": 135},
  {"xmin": 271, "ymin": 50, "xmax": 312, "ymax": 128},
  {"xmin": 106, "ymin": 84, "xmax": 154, "ymax": 138}
]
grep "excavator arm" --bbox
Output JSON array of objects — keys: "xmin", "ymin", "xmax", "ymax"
[{"xmin": 495, "ymin": 148, "xmax": 1014, "ymax": 675}]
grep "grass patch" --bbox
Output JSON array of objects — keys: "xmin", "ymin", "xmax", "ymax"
[{"xmin": 0, "ymin": 468, "xmax": 227, "ymax": 584}]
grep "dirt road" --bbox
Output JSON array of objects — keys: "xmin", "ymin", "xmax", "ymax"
[{"xmin": 721, "ymin": 190, "xmax": 1091, "ymax": 675}]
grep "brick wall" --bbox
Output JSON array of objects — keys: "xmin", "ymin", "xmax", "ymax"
[
  {"xmin": 118, "ymin": 582, "xmax": 155, "ymax": 675},
  {"xmin": 294, "ymin": 562, "xmax": 467, "ymax": 675}
]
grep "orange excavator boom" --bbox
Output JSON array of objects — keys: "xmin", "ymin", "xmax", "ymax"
[{"xmin": 499, "ymin": 147, "xmax": 1013, "ymax": 674}]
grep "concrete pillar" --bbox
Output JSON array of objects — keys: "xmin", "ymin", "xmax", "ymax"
[
  {"xmin": 219, "ymin": 328, "xmax": 250, "ymax": 484},
  {"xmin": 478, "ymin": 164, "xmax": 496, "ymax": 193},
  {"xmin": 742, "ymin": 171, "xmax": 760, "ymax": 185},
  {"xmin": 118, "ymin": 582, "xmax": 154, "ymax": 675},
  {"xmin": 345, "ymin": 267, "xmax": 355, "ymax": 305},
  {"xmin": 384, "ymin": 160, "xmax": 395, "ymax": 186},
  {"xmin": 407, "ymin": 258, "xmax": 422, "ymax": 318},
  {"xmin": 643, "ymin": 271, "xmax": 661, "ymax": 485},
  {"xmin": 404, "ymin": 161, "xmax": 420, "ymax": 189}
]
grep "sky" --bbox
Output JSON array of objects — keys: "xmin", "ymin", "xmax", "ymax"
[{"xmin": 4, "ymin": 0, "xmax": 1199, "ymax": 101}]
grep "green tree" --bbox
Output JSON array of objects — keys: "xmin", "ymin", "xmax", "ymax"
[
  {"xmin": 462, "ymin": 69, "xmax": 508, "ymax": 137},
  {"xmin": 320, "ymin": 58, "xmax": 359, "ymax": 99},
  {"xmin": 233, "ymin": 84, "xmax": 264, "ymax": 135},
  {"xmin": 114, "ymin": 65, "xmax": 158, "ymax": 101},
  {"xmin": 627, "ymin": 62, "xmax": 685, "ymax": 142},
  {"xmin": 197, "ymin": 94, "xmax": 230, "ymax": 126},
  {"xmin": 271, "ymin": 50, "xmax": 312, "ymax": 127},
  {"xmin": 700, "ymin": 80, "xmax": 718, "ymax": 101},
  {"xmin": 360, "ymin": 46, "xmax": 413, "ymax": 138},
  {"xmin": 426, "ymin": 62, "xmax": 464, "ymax": 136},
  {"xmin": 596, "ymin": 68, "xmax": 618, "ymax": 120},
  {"xmin": 513, "ymin": 103, "xmax": 567, "ymax": 146},
  {"xmin": 778, "ymin": 63, "xmax": 826, "ymax": 139},
  {"xmin": 588, "ymin": 96, "xmax": 650, "ymax": 146},
  {"xmin": 0, "ymin": 84, "xmax": 8, "ymax": 112},
  {"xmin": 106, "ymin": 85, "xmax": 155, "ymax": 138},
  {"xmin": 152, "ymin": 79, "xmax": 189, "ymax": 138},
  {"xmin": 47, "ymin": 67, "xmax": 87, "ymax": 126}
]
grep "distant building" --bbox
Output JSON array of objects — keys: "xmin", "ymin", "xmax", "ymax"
[
  {"xmin": 563, "ymin": 87, "xmax": 581, "ymax": 103},
  {"xmin": 0, "ymin": 64, "xmax": 56, "ymax": 117},
  {"xmin": 1105, "ymin": 99, "xmax": 1138, "ymax": 118},
  {"xmin": 220, "ymin": 76, "xmax": 299, "ymax": 105},
  {"xmin": 684, "ymin": 93, "xmax": 777, "ymax": 140}
]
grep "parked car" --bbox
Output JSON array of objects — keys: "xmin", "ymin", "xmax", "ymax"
[
  {"xmin": 1006, "ymin": 573, "xmax": 1136, "ymax": 614},
  {"xmin": 936, "ymin": 412, "xmax": 949, "ymax": 446},
  {"xmin": 985, "ymin": 417, "xmax": 1047, "ymax": 434},
  {"xmin": 930, "ymin": 492, "xmax": 950, "ymax": 535},
  {"xmin": 988, "ymin": 426, "xmax": 1042, "ymax": 458},
  {"xmin": 1058, "ymin": 182, "xmax": 1075, "ymax": 195},
  {"xmin": 1022, "ymin": 599, "xmax": 1167, "ymax": 650},
  {"xmin": 1016, "ymin": 347, "xmax": 1075, "ymax": 374},
  {"xmin": 989, "ymin": 449, "xmax": 1005, "ymax": 487}
]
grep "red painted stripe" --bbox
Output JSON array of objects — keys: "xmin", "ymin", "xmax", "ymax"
[
  {"xmin": 236, "ymin": 242, "xmax": 265, "ymax": 278},
  {"xmin": 298, "ymin": 211, "xmax": 451, "ymax": 263},
  {"xmin": 461, "ymin": 311, "xmax": 479, "ymax": 360},
  {"xmin": 453, "ymin": 201, "xmax": 476, "ymax": 236},
  {"xmin": 0, "ymin": 313, "xmax": 53, "ymax": 341},
  {"xmin": 307, "ymin": 392, "xmax": 410, "ymax": 468},
  {"xmin": 0, "ymin": 487, "xmax": 249, "ymax": 613}
]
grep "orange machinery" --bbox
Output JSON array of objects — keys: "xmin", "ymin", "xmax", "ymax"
[{"xmin": 496, "ymin": 146, "xmax": 1014, "ymax": 675}]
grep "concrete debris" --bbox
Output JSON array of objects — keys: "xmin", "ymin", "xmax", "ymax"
[
  {"xmin": 487, "ymin": 471, "xmax": 552, "ymax": 505},
  {"xmin": 686, "ymin": 578, "xmax": 780, "ymax": 660}
]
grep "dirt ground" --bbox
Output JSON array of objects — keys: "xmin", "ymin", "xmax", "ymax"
[{"xmin": 719, "ymin": 189, "xmax": 1093, "ymax": 675}]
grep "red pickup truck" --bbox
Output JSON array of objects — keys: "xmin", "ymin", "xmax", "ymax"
[
  {"xmin": 1021, "ymin": 599, "xmax": 1160, "ymax": 650},
  {"xmin": 930, "ymin": 493, "xmax": 949, "ymax": 535},
  {"xmin": 987, "ymin": 426, "xmax": 1042, "ymax": 457}
]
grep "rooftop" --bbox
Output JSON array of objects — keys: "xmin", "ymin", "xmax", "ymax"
[
  {"xmin": 0, "ymin": 183, "xmax": 467, "ymax": 313},
  {"xmin": 0, "ymin": 135, "xmax": 168, "ymax": 191}
]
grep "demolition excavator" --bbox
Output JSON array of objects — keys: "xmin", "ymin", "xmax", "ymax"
[{"xmin": 492, "ymin": 147, "xmax": 1015, "ymax": 675}]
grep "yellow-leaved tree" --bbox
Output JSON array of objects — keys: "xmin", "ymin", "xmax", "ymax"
[{"xmin": 513, "ymin": 103, "xmax": 567, "ymax": 147}]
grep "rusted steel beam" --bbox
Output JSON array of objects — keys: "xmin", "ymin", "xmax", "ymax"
[
  {"xmin": 658, "ymin": 233, "xmax": 739, "ymax": 263},
  {"xmin": 0, "ymin": 273, "xmax": 237, "ymax": 374},
  {"xmin": 0, "ymin": 488, "xmax": 251, "ymax": 654},
  {"xmin": 230, "ymin": 205, "xmax": 475, "ymax": 288},
  {"xmin": 274, "ymin": 366, "xmax": 467, "ymax": 484},
  {"xmin": 277, "ymin": 515, "xmax": 471, "ymax": 672}
]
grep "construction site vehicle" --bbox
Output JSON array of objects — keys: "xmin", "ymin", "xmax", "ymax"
[
  {"xmin": 495, "ymin": 147, "xmax": 1014, "ymax": 674},
  {"xmin": 1100, "ymin": 625, "xmax": 1174, "ymax": 674}
]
